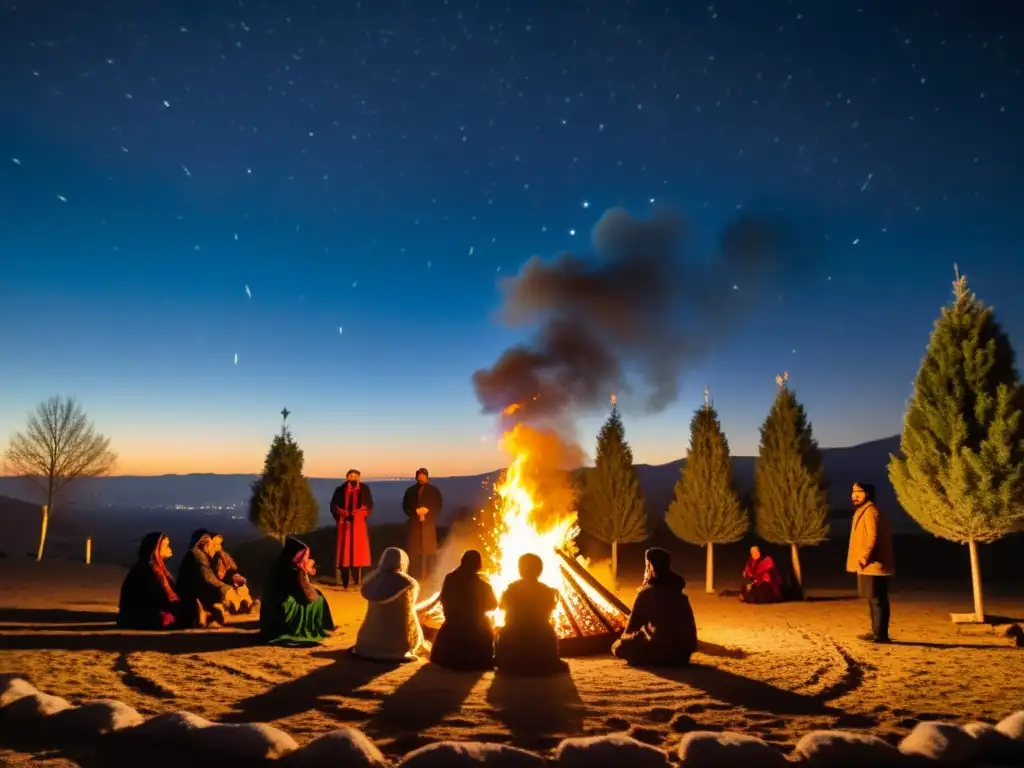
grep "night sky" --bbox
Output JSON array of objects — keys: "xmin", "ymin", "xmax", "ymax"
[{"xmin": 2, "ymin": 1, "xmax": 1022, "ymax": 478}]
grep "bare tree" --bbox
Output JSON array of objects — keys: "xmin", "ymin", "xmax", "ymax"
[{"xmin": 3, "ymin": 396, "xmax": 117, "ymax": 561}]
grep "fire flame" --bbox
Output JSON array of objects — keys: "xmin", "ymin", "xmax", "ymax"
[{"xmin": 482, "ymin": 423, "xmax": 580, "ymax": 626}]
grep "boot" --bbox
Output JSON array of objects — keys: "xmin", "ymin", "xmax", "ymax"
[
  {"xmin": 335, "ymin": 567, "xmax": 342, "ymax": 586},
  {"xmin": 194, "ymin": 599, "xmax": 209, "ymax": 628},
  {"xmin": 210, "ymin": 603, "xmax": 227, "ymax": 627}
]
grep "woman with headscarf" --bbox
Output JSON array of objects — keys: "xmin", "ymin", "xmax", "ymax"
[
  {"xmin": 352, "ymin": 547, "xmax": 424, "ymax": 662},
  {"xmin": 203, "ymin": 531, "xmax": 256, "ymax": 614},
  {"xmin": 177, "ymin": 531, "xmax": 244, "ymax": 626},
  {"xmin": 612, "ymin": 547, "xmax": 697, "ymax": 666},
  {"xmin": 260, "ymin": 537, "xmax": 336, "ymax": 645},
  {"xmin": 118, "ymin": 532, "xmax": 195, "ymax": 629},
  {"xmin": 494, "ymin": 553, "xmax": 568, "ymax": 676},
  {"xmin": 740, "ymin": 545, "xmax": 784, "ymax": 604},
  {"xmin": 430, "ymin": 549, "xmax": 498, "ymax": 671}
]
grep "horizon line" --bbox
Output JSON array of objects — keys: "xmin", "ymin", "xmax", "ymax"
[{"xmin": 0, "ymin": 433, "xmax": 901, "ymax": 481}]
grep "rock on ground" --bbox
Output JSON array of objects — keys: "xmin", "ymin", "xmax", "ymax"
[
  {"xmin": 129, "ymin": 710, "xmax": 212, "ymax": 741},
  {"xmin": 52, "ymin": 699, "xmax": 145, "ymax": 735},
  {"xmin": 677, "ymin": 731, "xmax": 788, "ymax": 768},
  {"xmin": 793, "ymin": 730, "xmax": 905, "ymax": 767},
  {"xmin": 187, "ymin": 721, "xmax": 298, "ymax": 759},
  {"xmin": 899, "ymin": 722, "xmax": 977, "ymax": 764},
  {"xmin": 996, "ymin": 711, "xmax": 1024, "ymax": 741},
  {"xmin": 396, "ymin": 740, "xmax": 547, "ymax": 767},
  {"xmin": 0, "ymin": 690, "xmax": 72, "ymax": 722},
  {"xmin": 284, "ymin": 726, "xmax": 388, "ymax": 768},
  {"xmin": 554, "ymin": 733, "xmax": 671, "ymax": 768},
  {"xmin": 0, "ymin": 678, "xmax": 38, "ymax": 709}
]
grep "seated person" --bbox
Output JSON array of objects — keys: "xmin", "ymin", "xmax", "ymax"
[
  {"xmin": 206, "ymin": 531, "xmax": 256, "ymax": 614},
  {"xmin": 260, "ymin": 537, "xmax": 336, "ymax": 646},
  {"xmin": 612, "ymin": 547, "xmax": 697, "ymax": 667},
  {"xmin": 494, "ymin": 553, "xmax": 568, "ymax": 676},
  {"xmin": 740, "ymin": 545, "xmax": 783, "ymax": 604},
  {"xmin": 177, "ymin": 531, "xmax": 245, "ymax": 626},
  {"xmin": 118, "ymin": 532, "xmax": 194, "ymax": 629},
  {"xmin": 353, "ymin": 547, "xmax": 424, "ymax": 662},
  {"xmin": 430, "ymin": 549, "xmax": 498, "ymax": 671}
]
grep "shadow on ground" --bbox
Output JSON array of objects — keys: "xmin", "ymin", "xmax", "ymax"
[
  {"xmin": 0, "ymin": 608, "xmax": 116, "ymax": 624},
  {"xmin": 0, "ymin": 629, "xmax": 257, "ymax": 654},
  {"xmin": 646, "ymin": 663, "xmax": 840, "ymax": 717},
  {"xmin": 226, "ymin": 648, "xmax": 403, "ymax": 723}
]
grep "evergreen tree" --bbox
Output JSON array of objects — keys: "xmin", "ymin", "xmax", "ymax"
[
  {"xmin": 889, "ymin": 269, "xmax": 1024, "ymax": 622},
  {"xmin": 578, "ymin": 398, "xmax": 649, "ymax": 586},
  {"xmin": 754, "ymin": 373, "xmax": 829, "ymax": 589},
  {"xmin": 666, "ymin": 388, "xmax": 748, "ymax": 593},
  {"xmin": 249, "ymin": 415, "xmax": 318, "ymax": 542}
]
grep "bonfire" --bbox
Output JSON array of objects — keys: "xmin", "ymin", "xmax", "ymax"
[{"xmin": 416, "ymin": 421, "xmax": 631, "ymax": 655}]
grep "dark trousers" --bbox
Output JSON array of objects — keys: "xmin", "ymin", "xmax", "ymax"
[
  {"xmin": 858, "ymin": 574, "xmax": 891, "ymax": 640},
  {"xmin": 340, "ymin": 567, "xmax": 362, "ymax": 589}
]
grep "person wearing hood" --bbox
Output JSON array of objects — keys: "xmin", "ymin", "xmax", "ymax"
[
  {"xmin": 740, "ymin": 545, "xmax": 784, "ymax": 604},
  {"xmin": 118, "ymin": 532, "xmax": 195, "ymax": 629},
  {"xmin": 847, "ymin": 481, "xmax": 895, "ymax": 644},
  {"xmin": 260, "ymin": 537, "xmax": 336, "ymax": 645},
  {"xmin": 352, "ymin": 547, "xmax": 424, "ymax": 662},
  {"xmin": 612, "ymin": 547, "xmax": 697, "ymax": 666},
  {"xmin": 494, "ymin": 553, "xmax": 568, "ymax": 676},
  {"xmin": 330, "ymin": 469, "xmax": 374, "ymax": 589},
  {"xmin": 177, "ymin": 531, "xmax": 245, "ymax": 626},
  {"xmin": 430, "ymin": 549, "xmax": 498, "ymax": 671}
]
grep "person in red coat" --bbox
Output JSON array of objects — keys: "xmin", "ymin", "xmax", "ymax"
[
  {"xmin": 330, "ymin": 469, "xmax": 374, "ymax": 588},
  {"xmin": 740, "ymin": 545, "xmax": 783, "ymax": 604}
]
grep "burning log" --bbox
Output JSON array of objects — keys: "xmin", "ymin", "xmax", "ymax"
[{"xmin": 416, "ymin": 548, "xmax": 631, "ymax": 657}]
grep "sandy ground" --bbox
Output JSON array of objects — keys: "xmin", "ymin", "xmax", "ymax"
[{"xmin": 1, "ymin": 560, "xmax": 1022, "ymax": 766}]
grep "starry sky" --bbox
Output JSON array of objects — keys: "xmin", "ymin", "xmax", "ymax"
[{"xmin": 2, "ymin": 0, "xmax": 1023, "ymax": 479}]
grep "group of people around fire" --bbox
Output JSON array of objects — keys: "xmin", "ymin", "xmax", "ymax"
[{"xmin": 118, "ymin": 472, "xmax": 895, "ymax": 673}]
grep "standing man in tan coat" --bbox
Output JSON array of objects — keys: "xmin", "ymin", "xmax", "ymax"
[{"xmin": 847, "ymin": 481, "xmax": 895, "ymax": 643}]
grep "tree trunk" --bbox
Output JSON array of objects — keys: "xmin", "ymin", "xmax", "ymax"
[
  {"xmin": 790, "ymin": 543, "xmax": 803, "ymax": 591},
  {"xmin": 968, "ymin": 538, "xmax": 985, "ymax": 622},
  {"xmin": 36, "ymin": 504, "xmax": 49, "ymax": 562},
  {"xmin": 610, "ymin": 540, "xmax": 619, "ymax": 590},
  {"xmin": 705, "ymin": 542, "xmax": 715, "ymax": 593}
]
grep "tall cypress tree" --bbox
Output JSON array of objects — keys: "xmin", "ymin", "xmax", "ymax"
[
  {"xmin": 889, "ymin": 269, "xmax": 1024, "ymax": 622},
  {"xmin": 754, "ymin": 373, "xmax": 829, "ymax": 589},
  {"xmin": 249, "ymin": 413, "xmax": 319, "ymax": 542},
  {"xmin": 578, "ymin": 398, "xmax": 649, "ymax": 586},
  {"xmin": 666, "ymin": 387, "xmax": 748, "ymax": 593}
]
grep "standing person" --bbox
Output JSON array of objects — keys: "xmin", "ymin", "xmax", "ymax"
[
  {"xmin": 847, "ymin": 481, "xmax": 895, "ymax": 643},
  {"xmin": 402, "ymin": 467, "xmax": 443, "ymax": 580},
  {"xmin": 330, "ymin": 469, "xmax": 374, "ymax": 589}
]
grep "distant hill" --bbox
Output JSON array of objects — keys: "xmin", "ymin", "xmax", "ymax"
[{"xmin": 0, "ymin": 434, "xmax": 914, "ymax": 532}]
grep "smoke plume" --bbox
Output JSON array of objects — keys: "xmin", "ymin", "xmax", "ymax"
[{"xmin": 473, "ymin": 205, "xmax": 819, "ymax": 424}]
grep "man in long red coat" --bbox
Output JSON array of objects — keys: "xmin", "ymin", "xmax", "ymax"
[{"xmin": 330, "ymin": 469, "xmax": 373, "ymax": 588}]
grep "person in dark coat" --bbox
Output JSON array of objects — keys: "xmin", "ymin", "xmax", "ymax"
[
  {"xmin": 740, "ymin": 545, "xmax": 784, "ymax": 604},
  {"xmin": 402, "ymin": 467, "xmax": 443, "ymax": 580},
  {"xmin": 177, "ymin": 531, "xmax": 243, "ymax": 626},
  {"xmin": 118, "ymin": 532, "xmax": 195, "ymax": 629},
  {"xmin": 494, "ymin": 553, "xmax": 569, "ymax": 676},
  {"xmin": 330, "ymin": 469, "xmax": 374, "ymax": 589},
  {"xmin": 430, "ymin": 549, "xmax": 498, "ymax": 671},
  {"xmin": 612, "ymin": 547, "xmax": 698, "ymax": 666},
  {"xmin": 260, "ymin": 537, "xmax": 336, "ymax": 646}
]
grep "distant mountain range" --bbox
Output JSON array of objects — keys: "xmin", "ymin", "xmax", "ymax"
[{"xmin": 0, "ymin": 434, "xmax": 919, "ymax": 533}]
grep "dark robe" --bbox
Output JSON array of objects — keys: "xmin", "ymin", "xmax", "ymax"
[
  {"xmin": 117, "ymin": 532, "xmax": 193, "ymax": 630},
  {"xmin": 260, "ymin": 537, "xmax": 335, "ymax": 645},
  {"xmin": 430, "ymin": 565, "xmax": 498, "ymax": 671},
  {"xmin": 741, "ymin": 555, "xmax": 783, "ymax": 604},
  {"xmin": 330, "ymin": 482, "xmax": 374, "ymax": 568},
  {"xmin": 494, "ymin": 578, "xmax": 568, "ymax": 676},
  {"xmin": 177, "ymin": 540, "xmax": 231, "ymax": 608},
  {"xmin": 612, "ymin": 571, "xmax": 697, "ymax": 666},
  {"xmin": 402, "ymin": 482, "xmax": 442, "ymax": 557}
]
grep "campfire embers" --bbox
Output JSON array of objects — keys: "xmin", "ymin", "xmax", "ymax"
[{"xmin": 416, "ymin": 549, "xmax": 631, "ymax": 656}]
